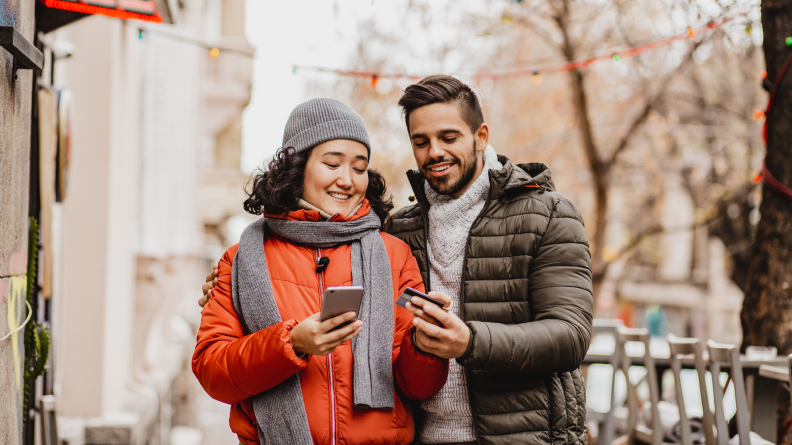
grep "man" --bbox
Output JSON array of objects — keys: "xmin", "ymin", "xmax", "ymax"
[{"xmin": 201, "ymin": 75, "xmax": 593, "ymax": 445}]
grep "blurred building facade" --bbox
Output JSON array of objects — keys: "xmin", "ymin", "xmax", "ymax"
[
  {"xmin": 50, "ymin": 2, "xmax": 253, "ymax": 443},
  {"xmin": 0, "ymin": 1, "xmax": 253, "ymax": 444},
  {"xmin": 602, "ymin": 179, "xmax": 745, "ymax": 345}
]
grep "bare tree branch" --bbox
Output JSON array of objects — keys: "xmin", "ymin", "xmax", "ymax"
[{"xmin": 605, "ymin": 40, "xmax": 703, "ymax": 172}]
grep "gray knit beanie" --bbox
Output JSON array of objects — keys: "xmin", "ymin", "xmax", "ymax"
[{"xmin": 282, "ymin": 98, "xmax": 371, "ymax": 155}]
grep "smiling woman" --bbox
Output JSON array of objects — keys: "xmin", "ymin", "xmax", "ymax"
[
  {"xmin": 243, "ymin": 143, "xmax": 393, "ymax": 224},
  {"xmin": 303, "ymin": 140, "xmax": 371, "ymax": 218},
  {"xmin": 242, "ymin": 98, "xmax": 394, "ymax": 223},
  {"xmin": 193, "ymin": 98, "xmax": 448, "ymax": 445}
]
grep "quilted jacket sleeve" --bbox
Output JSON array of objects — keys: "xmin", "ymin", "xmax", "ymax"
[
  {"xmin": 457, "ymin": 197, "xmax": 594, "ymax": 374},
  {"xmin": 192, "ymin": 245, "xmax": 309, "ymax": 404}
]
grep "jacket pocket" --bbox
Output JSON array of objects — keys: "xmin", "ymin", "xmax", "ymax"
[{"xmin": 544, "ymin": 373, "xmax": 566, "ymax": 444}]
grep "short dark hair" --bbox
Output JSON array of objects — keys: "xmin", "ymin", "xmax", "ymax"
[
  {"xmin": 244, "ymin": 146, "xmax": 394, "ymax": 225},
  {"xmin": 398, "ymin": 75, "xmax": 484, "ymax": 135}
]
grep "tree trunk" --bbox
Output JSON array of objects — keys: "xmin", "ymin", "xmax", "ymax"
[
  {"xmin": 566, "ymin": 68, "xmax": 609, "ymax": 297},
  {"xmin": 741, "ymin": 1, "xmax": 792, "ymax": 442}
]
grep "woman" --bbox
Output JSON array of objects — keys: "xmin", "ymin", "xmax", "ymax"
[{"xmin": 192, "ymin": 98, "xmax": 448, "ymax": 445}]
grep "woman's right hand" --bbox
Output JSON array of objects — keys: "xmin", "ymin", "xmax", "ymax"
[{"xmin": 290, "ymin": 312, "xmax": 363, "ymax": 357}]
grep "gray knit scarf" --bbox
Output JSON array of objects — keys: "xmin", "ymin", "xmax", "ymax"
[{"xmin": 231, "ymin": 211, "xmax": 395, "ymax": 445}]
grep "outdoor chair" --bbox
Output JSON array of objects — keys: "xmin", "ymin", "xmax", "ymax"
[
  {"xmin": 706, "ymin": 341, "xmax": 768, "ymax": 445},
  {"xmin": 618, "ymin": 327, "xmax": 663, "ymax": 445},
  {"xmin": 667, "ymin": 335, "xmax": 716, "ymax": 445},
  {"xmin": 588, "ymin": 319, "xmax": 625, "ymax": 445}
]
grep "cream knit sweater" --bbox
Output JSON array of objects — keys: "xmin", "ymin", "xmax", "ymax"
[{"xmin": 419, "ymin": 146, "xmax": 503, "ymax": 444}]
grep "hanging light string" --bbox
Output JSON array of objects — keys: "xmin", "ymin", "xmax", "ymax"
[
  {"xmin": 755, "ymin": 47, "xmax": 792, "ymax": 201},
  {"xmin": 292, "ymin": 9, "xmax": 751, "ymax": 83},
  {"xmin": 128, "ymin": 22, "xmax": 255, "ymax": 59}
]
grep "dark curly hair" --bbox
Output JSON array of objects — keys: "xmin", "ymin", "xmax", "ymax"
[{"xmin": 244, "ymin": 146, "xmax": 394, "ymax": 225}]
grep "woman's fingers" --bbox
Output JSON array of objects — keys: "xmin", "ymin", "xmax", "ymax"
[
  {"xmin": 325, "ymin": 324, "xmax": 363, "ymax": 348},
  {"xmin": 338, "ymin": 325, "xmax": 363, "ymax": 343},
  {"xmin": 318, "ymin": 311, "xmax": 358, "ymax": 333},
  {"xmin": 324, "ymin": 320, "xmax": 363, "ymax": 342}
]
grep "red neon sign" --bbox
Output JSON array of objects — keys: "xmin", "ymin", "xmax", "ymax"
[{"xmin": 42, "ymin": 0, "xmax": 163, "ymax": 23}]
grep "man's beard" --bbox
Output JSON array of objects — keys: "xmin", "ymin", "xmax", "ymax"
[{"xmin": 422, "ymin": 140, "xmax": 479, "ymax": 196}]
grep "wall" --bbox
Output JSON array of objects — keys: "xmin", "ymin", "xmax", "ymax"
[
  {"xmin": 56, "ymin": 15, "xmax": 142, "ymax": 418},
  {"xmin": 0, "ymin": 0, "xmax": 36, "ymax": 443}
]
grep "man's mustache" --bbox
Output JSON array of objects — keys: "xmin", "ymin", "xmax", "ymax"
[{"xmin": 422, "ymin": 158, "xmax": 458, "ymax": 169}]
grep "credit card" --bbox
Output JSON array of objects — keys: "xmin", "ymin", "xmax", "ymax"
[{"xmin": 395, "ymin": 287, "xmax": 447, "ymax": 309}]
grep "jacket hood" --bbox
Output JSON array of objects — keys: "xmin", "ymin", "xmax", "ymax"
[{"xmin": 406, "ymin": 153, "xmax": 555, "ymax": 205}]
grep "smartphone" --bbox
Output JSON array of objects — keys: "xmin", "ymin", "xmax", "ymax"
[
  {"xmin": 320, "ymin": 286, "xmax": 364, "ymax": 330},
  {"xmin": 395, "ymin": 287, "xmax": 446, "ymax": 310}
]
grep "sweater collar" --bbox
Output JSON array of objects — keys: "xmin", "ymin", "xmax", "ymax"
[
  {"xmin": 423, "ymin": 145, "xmax": 503, "ymax": 207},
  {"xmin": 407, "ymin": 149, "xmax": 555, "ymax": 206}
]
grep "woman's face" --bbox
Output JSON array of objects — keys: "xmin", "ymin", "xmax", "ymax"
[{"xmin": 302, "ymin": 139, "xmax": 369, "ymax": 217}]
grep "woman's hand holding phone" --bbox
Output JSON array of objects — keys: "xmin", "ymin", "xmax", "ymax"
[{"xmin": 290, "ymin": 312, "xmax": 363, "ymax": 357}]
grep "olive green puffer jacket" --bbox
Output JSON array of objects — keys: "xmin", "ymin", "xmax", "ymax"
[{"xmin": 384, "ymin": 155, "xmax": 593, "ymax": 445}]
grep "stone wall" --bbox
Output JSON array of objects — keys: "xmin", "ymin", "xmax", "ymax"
[{"xmin": 0, "ymin": 0, "xmax": 36, "ymax": 443}]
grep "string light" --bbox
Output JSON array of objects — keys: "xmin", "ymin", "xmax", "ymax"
[
  {"xmin": 371, "ymin": 75, "xmax": 378, "ymax": 88},
  {"xmin": 753, "ymin": 109, "xmax": 765, "ymax": 120},
  {"xmin": 531, "ymin": 72, "xmax": 542, "ymax": 85},
  {"xmin": 753, "ymin": 42, "xmax": 792, "ymax": 201},
  {"xmin": 292, "ymin": 9, "xmax": 748, "ymax": 86},
  {"xmin": 128, "ymin": 23, "xmax": 254, "ymax": 60}
]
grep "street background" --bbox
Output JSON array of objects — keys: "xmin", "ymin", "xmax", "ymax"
[{"xmin": 2, "ymin": 0, "xmax": 791, "ymax": 444}]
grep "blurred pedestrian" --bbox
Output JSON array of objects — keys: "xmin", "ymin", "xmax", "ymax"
[
  {"xmin": 201, "ymin": 77, "xmax": 594, "ymax": 445},
  {"xmin": 192, "ymin": 98, "xmax": 449, "ymax": 445}
]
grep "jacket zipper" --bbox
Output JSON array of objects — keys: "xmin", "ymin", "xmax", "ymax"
[
  {"xmin": 317, "ymin": 248, "xmax": 337, "ymax": 445},
  {"xmin": 458, "ymin": 182, "xmax": 492, "ymax": 336},
  {"xmin": 417, "ymin": 175, "xmax": 493, "ymax": 445},
  {"xmin": 459, "ymin": 185, "xmax": 492, "ymax": 445},
  {"xmin": 407, "ymin": 170, "xmax": 432, "ymax": 292},
  {"xmin": 413, "ymin": 164, "xmax": 524, "ymax": 445}
]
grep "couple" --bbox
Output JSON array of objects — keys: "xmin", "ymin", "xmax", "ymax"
[{"xmin": 193, "ymin": 75, "xmax": 594, "ymax": 445}]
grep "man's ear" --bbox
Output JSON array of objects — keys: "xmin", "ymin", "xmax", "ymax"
[{"xmin": 476, "ymin": 123, "xmax": 489, "ymax": 150}]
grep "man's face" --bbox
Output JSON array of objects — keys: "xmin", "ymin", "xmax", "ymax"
[{"xmin": 408, "ymin": 102, "xmax": 488, "ymax": 198}]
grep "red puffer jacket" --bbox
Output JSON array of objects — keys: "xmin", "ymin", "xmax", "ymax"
[{"xmin": 192, "ymin": 201, "xmax": 448, "ymax": 445}]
